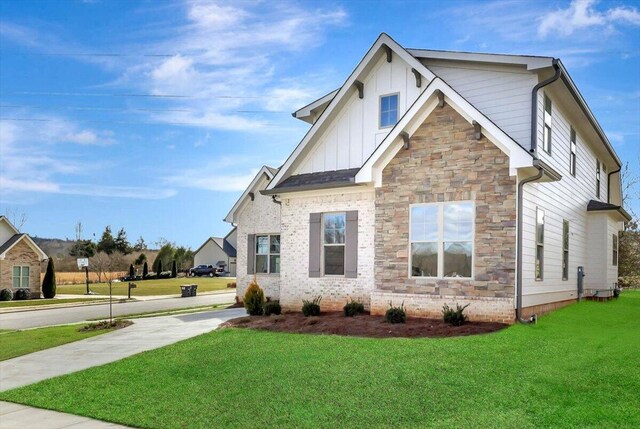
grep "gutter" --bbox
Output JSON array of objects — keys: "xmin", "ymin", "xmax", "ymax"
[
  {"xmin": 530, "ymin": 58, "xmax": 561, "ymax": 158},
  {"xmin": 607, "ymin": 167, "xmax": 621, "ymax": 204}
]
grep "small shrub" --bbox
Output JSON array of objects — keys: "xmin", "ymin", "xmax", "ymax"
[
  {"xmin": 0, "ymin": 289, "xmax": 12, "ymax": 301},
  {"xmin": 613, "ymin": 287, "xmax": 621, "ymax": 298},
  {"xmin": 227, "ymin": 282, "xmax": 236, "ymax": 289},
  {"xmin": 157, "ymin": 271, "xmax": 172, "ymax": 279},
  {"xmin": 14, "ymin": 289, "xmax": 31, "ymax": 301},
  {"xmin": 263, "ymin": 301, "xmax": 282, "ymax": 316},
  {"xmin": 42, "ymin": 257, "xmax": 56, "ymax": 299},
  {"xmin": 442, "ymin": 303, "xmax": 470, "ymax": 326},
  {"xmin": 385, "ymin": 301, "xmax": 406, "ymax": 324},
  {"xmin": 144, "ymin": 272, "xmax": 157, "ymax": 280},
  {"xmin": 244, "ymin": 277, "xmax": 265, "ymax": 316},
  {"xmin": 343, "ymin": 299, "xmax": 365, "ymax": 317},
  {"xmin": 302, "ymin": 296, "xmax": 322, "ymax": 317}
]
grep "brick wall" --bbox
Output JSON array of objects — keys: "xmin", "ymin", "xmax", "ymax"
[
  {"xmin": 236, "ymin": 176, "xmax": 281, "ymax": 301},
  {"xmin": 0, "ymin": 239, "xmax": 42, "ymax": 298},
  {"xmin": 375, "ymin": 104, "xmax": 517, "ymax": 322},
  {"xmin": 279, "ymin": 190, "xmax": 376, "ymax": 312}
]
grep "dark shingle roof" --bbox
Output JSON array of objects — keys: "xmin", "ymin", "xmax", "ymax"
[
  {"xmin": 0, "ymin": 234, "xmax": 26, "ymax": 255},
  {"xmin": 223, "ymin": 238, "xmax": 237, "ymax": 258},
  {"xmin": 269, "ymin": 168, "xmax": 360, "ymax": 193},
  {"xmin": 587, "ymin": 200, "xmax": 632, "ymax": 221}
]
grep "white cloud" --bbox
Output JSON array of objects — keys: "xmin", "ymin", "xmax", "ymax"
[{"xmin": 539, "ymin": 0, "xmax": 640, "ymax": 38}]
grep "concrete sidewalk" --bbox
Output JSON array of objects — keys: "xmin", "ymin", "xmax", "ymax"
[
  {"xmin": 0, "ymin": 401, "xmax": 131, "ymax": 428},
  {"xmin": 0, "ymin": 307, "xmax": 245, "ymax": 391}
]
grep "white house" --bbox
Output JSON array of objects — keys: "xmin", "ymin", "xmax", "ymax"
[
  {"xmin": 193, "ymin": 228, "xmax": 237, "ymax": 276},
  {"xmin": 224, "ymin": 34, "xmax": 629, "ymax": 323}
]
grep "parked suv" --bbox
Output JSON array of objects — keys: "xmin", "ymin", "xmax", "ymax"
[{"xmin": 189, "ymin": 265, "xmax": 218, "ymax": 277}]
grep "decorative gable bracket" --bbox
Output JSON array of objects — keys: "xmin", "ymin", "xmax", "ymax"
[
  {"xmin": 400, "ymin": 131, "xmax": 410, "ymax": 150},
  {"xmin": 383, "ymin": 44, "xmax": 392, "ymax": 62},
  {"xmin": 411, "ymin": 68, "xmax": 422, "ymax": 88},
  {"xmin": 436, "ymin": 90, "xmax": 445, "ymax": 108},
  {"xmin": 354, "ymin": 80, "xmax": 364, "ymax": 99},
  {"xmin": 472, "ymin": 121, "xmax": 482, "ymax": 140}
]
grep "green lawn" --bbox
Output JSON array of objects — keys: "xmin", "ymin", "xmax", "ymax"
[
  {"xmin": 0, "ymin": 298, "xmax": 107, "ymax": 309},
  {"xmin": 0, "ymin": 324, "xmax": 115, "ymax": 361},
  {"xmin": 2, "ymin": 292, "xmax": 639, "ymax": 428},
  {"xmin": 56, "ymin": 277, "xmax": 234, "ymax": 296}
]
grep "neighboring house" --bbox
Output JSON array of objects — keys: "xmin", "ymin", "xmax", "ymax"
[
  {"xmin": 0, "ymin": 216, "xmax": 48, "ymax": 298},
  {"xmin": 193, "ymin": 228, "xmax": 238, "ymax": 276},
  {"xmin": 224, "ymin": 34, "xmax": 629, "ymax": 323}
]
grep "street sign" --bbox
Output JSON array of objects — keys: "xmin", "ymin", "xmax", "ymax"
[{"xmin": 77, "ymin": 258, "xmax": 89, "ymax": 269}]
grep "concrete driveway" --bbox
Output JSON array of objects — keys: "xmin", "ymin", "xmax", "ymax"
[
  {"xmin": 0, "ymin": 307, "xmax": 246, "ymax": 392},
  {"xmin": 0, "ymin": 292, "xmax": 236, "ymax": 330}
]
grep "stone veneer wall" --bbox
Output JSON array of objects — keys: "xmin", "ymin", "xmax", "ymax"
[
  {"xmin": 0, "ymin": 239, "xmax": 42, "ymax": 298},
  {"xmin": 373, "ymin": 104, "xmax": 517, "ymax": 322},
  {"xmin": 235, "ymin": 175, "xmax": 281, "ymax": 301},
  {"xmin": 279, "ymin": 190, "xmax": 375, "ymax": 312}
]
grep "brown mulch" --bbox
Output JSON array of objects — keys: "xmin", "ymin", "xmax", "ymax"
[
  {"xmin": 222, "ymin": 312, "xmax": 507, "ymax": 338},
  {"xmin": 78, "ymin": 319, "xmax": 133, "ymax": 332}
]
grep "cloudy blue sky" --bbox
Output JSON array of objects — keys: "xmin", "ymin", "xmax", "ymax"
[{"xmin": 1, "ymin": 0, "xmax": 639, "ymax": 248}]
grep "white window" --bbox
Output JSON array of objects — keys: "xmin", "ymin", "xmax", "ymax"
[
  {"xmin": 542, "ymin": 94, "xmax": 552, "ymax": 154},
  {"xmin": 323, "ymin": 213, "xmax": 345, "ymax": 275},
  {"xmin": 255, "ymin": 235, "xmax": 280, "ymax": 274},
  {"xmin": 562, "ymin": 220, "xmax": 569, "ymax": 281},
  {"xmin": 569, "ymin": 127, "xmax": 577, "ymax": 176},
  {"xmin": 380, "ymin": 94, "xmax": 398, "ymax": 128},
  {"xmin": 12, "ymin": 266, "xmax": 30, "ymax": 288},
  {"xmin": 410, "ymin": 202, "xmax": 473, "ymax": 278},
  {"xmin": 613, "ymin": 234, "xmax": 618, "ymax": 266},
  {"xmin": 536, "ymin": 208, "xmax": 545, "ymax": 280}
]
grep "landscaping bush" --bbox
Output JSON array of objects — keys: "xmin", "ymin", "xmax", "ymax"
[
  {"xmin": 302, "ymin": 296, "xmax": 322, "ymax": 317},
  {"xmin": 244, "ymin": 278, "xmax": 265, "ymax": 316},
  {"xmin": 142, "ymin": 261, "xmax": 149, "ymax": 279},
  {"xmin": 42, "ymin": 257, "xmax": 56, "ymax": 299},
  {"xmin": 0, "ymin": 288, "xmax": 12, "ymax": 301},
  {"xmin": 157, "ymin": 271, "xmax": 172, "ymax": 279},
  {"xmin": 343, "ymin": 299, "xmax": 365, "ymax": 317},
  {"xmin": 263, "ymin": 301, "xmax": 282, "ymax": 316},
  {"xmin": 144, "ymin": 271, "xmax": 157, "ymax": 280},
  {"xmin": 14, "ymin": 289, "xmax": 31, "ymax": 301},
  {"xmin": 442, "ymin": 303, "xmax": 470, "ymax": 326},
  {"xmin": 171, "ymin": 260, "xmax": 177, "ymax": 278},
  {"xmin": 385, "ymin": 302, "xmax": 406, "ymax": 324},
  {"xmin": 227, "ymin": 282, "xmax": 236, "ymax": 289}
]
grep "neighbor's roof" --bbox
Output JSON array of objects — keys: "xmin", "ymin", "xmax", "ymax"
[
  {"xmin": 224, "ymin": 165, "xmax": 278, "ymax": 223},
  {"xmin": 262, "ymin": 168, "xmax": 360, "ymax": 195},
  {"xmin": 0, "ymin": 233, "xmax": 48, "ymax": 260},
  {"xmin": 587, "ymin": 200, "xmax": 632, "ymax": 221},
  {"xmin": 194, "ymin": 236, "xmax": 236, "ymax": 258}
]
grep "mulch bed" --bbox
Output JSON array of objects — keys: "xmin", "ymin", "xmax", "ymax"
[
  {"xmin": 78, "ymin": 319, "xmax": 133, "ymax": 332},
  {"xmin": 222, "ymin": 312, "xmax": 507, "ymax": 338}
]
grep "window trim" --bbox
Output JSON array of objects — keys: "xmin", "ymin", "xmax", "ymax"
[
  {"xmin": 562, "ymin": 219, "xmax": 569, "ymax": 281},
  {"xmin": 569, "ymin": 127, "xmax": 577, "ymax": 177},
  {"xmin": 379, "ymin": 92, "xmax": 400, "ymax": 129},
  {"xmin": 12, "ymin": 265, "xmax": 30, "ymax": 288},
  {"xmin": 535, "ymin": 208, "xmax": 545, "ymax": 281},
  {"xmin": 408, "ymin": 201, "xmax": 475, "ymax": 280},
  {"xmin": 596, "ymin": 160, "xmax": 601, "ymax": 199},
  {"xmin": 542, "ymin": 94, "xmax": 552, "ymax": 155},
  {"xmin": 321, "ymin": 212, "xmax": 346, "ymax": 276},
  {"xmin": 255, "ymin": 234, "xmax": 280, "ymax": 275},
  {"xmin": 612, "ymin": 234, "xmax": 618, "ymax": 267}
]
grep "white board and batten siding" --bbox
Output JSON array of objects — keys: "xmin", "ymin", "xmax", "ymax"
[
  {"xmin": 520, "ymin": 89, "xmax": 620, "ymax": 307},
  {"xmin": 421, "ymin": 60, "xmax": 538, "ymax": 149},
  {"xmin": 295, "ymin": 55, "xmax": 422, "ymax": 175}
]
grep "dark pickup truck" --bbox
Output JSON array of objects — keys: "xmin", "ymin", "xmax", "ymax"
[{"xmin": 189, "ymin": 265, "xmax": 218, "ymax": 277}]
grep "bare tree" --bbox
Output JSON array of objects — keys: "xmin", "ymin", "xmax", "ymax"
[
  {"xmin": 90, "ymin": 252, "xmax": 125, "ymax": 323},
  {"xmin": 4, "ymin": 209, "xmax": 28, "ymax": 232},
  {"xmin": 621, "ymin": 160, "xmax": 640, "ymax": 216}
]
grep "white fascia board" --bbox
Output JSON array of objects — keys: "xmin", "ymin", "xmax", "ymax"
[
  {"xmin": 293, "ymin": 89, "xmax": 339, "ymax": 122},
  {"xmin": 407, "ymin": 49, "xmax": 554, "ymax": 71},
  {"xmin": 355, "ymin": 78, "xmax": 534, "ymax": 186},
  {"xmin": 266, "ymin": 33, "xmax": 436, "ymax": 192},
  {"xmin": 223, "ymin": 166, "xmax": 275, "ymax": 224}
]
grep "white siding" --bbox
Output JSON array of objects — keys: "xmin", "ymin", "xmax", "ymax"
[
  {"xmin": 521, "ymin": 90, "xmax": 621, "ymax": 307},
  {"xmin": 422, "ymin": 60, "xmax": 537, "ymax": 148},
  {"xmin": 296, "ymin": 55, "xmax": 422, "ymax": 174},
  {"xmin": 194, "ymin": 240, "xmax": 228, "ymax": 268},
  {"xmin": 0, "ymin": 220, "xmax": 15, "ymax": 246}
]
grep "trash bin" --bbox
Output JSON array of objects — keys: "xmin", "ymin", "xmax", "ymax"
[
  {"xmin": 191, "ymin": 285, "xmax": 198, "ymax": 296},
  {"xmin": 181, "ymin": 285, "xmax": 192, "ymax": 298}
]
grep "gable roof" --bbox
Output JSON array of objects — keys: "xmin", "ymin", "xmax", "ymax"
[
  {"xmin": 292, "ymin": 89, "xmax": 340, "ymax": 124},
  {"xmin": 355, "ymin": 77, "xmax": 534, "ymax": 186},
  {"xmin": 587, "ymin": 200, "xmax": 631, "ymax": 222},
  {"xmin": 0, "ymin": 233, "xmax": 48, "ymax": 260},
  {"xmin": 263, "ymin": 168, "xmax": 360, "ymax": 195},
  {"xmin": 407, "ymin": 48, "xmax": 554, "ymax": 70},
  {"xmin": 266, "ymin": 33, "xmax": 436, "ymax": 192},
  {"xmin": 224, "ymin": 165, "xmax": 277, "ymax": 224},
  {"xmin": 193, "ymin": 236, "xmax": 236, "ymax": 258}
]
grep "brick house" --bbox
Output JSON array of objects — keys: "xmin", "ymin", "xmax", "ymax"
[
  {"xmin": 0, "ymin": 216, "xmax": 48, "ymax": 298},
  {"xmin": 224, "ymin": 34, "xmax": 630, "ymax": 323}
]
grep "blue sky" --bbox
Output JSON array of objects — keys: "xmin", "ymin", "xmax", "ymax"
[{"xmin": 1, "ymin": 0, "xmax": 639, "ymax": 248}]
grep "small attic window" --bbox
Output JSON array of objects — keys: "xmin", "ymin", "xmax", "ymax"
[{"xmin": 380, "ymin": 94, "xmax": 398, "ymax": 128}]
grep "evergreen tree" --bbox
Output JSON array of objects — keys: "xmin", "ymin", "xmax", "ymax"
[
  {"xmin": 97, "ymin": 226, "xmax": 116, "ymax": 254},
  {"xmin": 157, "ymin": 259, "xmax": 163, "ymax": 274},
  {"xmin": 42, "ymin": 257, "xmax": 56, "ymax": 299},
  {"xmin": 171, "ymin": 260, "xmax": 177, "ymax": 278},
  {"xmin": 153, "ymin": 243, "xmax": 174, "ymax": 273},
  {"xmin": 142, "ymin": 261, "xmax": 149, "ymax": 278},
  {"xmin": 134, "ymin": 253, "xmax": 146, "ymax": 266},
  {"xmin": 129, "ymin": 264, "xmax": 135, "ymax": 277},
  {"xmin": 69, "ymin": 239, "xmax": 96, "ymax": 258},
  {"xmin": 114, "ymin": 228, "xmax": 131, "ymax": 254},
  {"xmin": 133, "ymin": 236, "xmax": 147, "ymax": 251}
]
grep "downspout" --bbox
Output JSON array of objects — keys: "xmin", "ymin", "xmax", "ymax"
[
  {"xmin": 607, "ymin": 168, "xmax": 621, "ymax": 204},
  {"xmin": 271, "ymin": 195, "xmax": 282, "ymax": 205},
  {"xmin": 529, "ymin": 59, "xmax": 561, "ymax": 158},
  {"xmin": 516, "ymin": 164, "xmax": 544, "ymax": 324}
]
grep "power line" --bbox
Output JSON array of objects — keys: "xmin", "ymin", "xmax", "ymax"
[
  {"xmin": 1, "ymin": 91, "xmax": 270, "ymax": 99},
  {"xmin": 0, "ymin": 117, "xmax": 283, "ymax": 127},
  {"xmin": 0, "ymin": 104, "xmax": 290, "ymax": 114}
]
